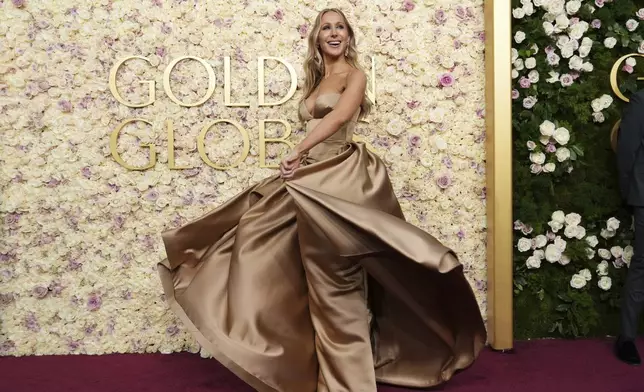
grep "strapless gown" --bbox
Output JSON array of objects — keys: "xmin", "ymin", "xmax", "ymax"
[{"xmin": 158, "ymin": 93, "xmax": 487, "ymax": 392}]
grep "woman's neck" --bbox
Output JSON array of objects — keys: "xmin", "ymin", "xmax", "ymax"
[{"xmin": 322, "ymin": 56, "xmax": 349, "ymax": 78}]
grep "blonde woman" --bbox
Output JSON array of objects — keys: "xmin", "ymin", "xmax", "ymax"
[{"xmin": 158, "ymin": 8, "xmax": 486, "ymax": 392}]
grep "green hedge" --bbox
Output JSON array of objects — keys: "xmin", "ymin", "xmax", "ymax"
[{"xmin": 511, "ymin": 0, "xmax": 644, "ymax": 338}]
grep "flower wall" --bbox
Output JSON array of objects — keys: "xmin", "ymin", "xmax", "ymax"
[
  {"xmin": 0, "ymin": 0, "xmax": 487, "ymax": 355},
  {"xmin": 512, "ymin": 0, "xmax": 644, "ymax": 338}
]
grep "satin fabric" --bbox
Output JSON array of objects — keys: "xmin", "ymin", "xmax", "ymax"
[{"xmin": 158, "ymin": 93, "xmax": 487, "ymax": 392}]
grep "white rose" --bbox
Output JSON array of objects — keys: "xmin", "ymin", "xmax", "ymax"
[
  {"xmin": 555, "ymin": 14, "xmax": 570, "ymax": 30},
  {"xmin": 512, "ymin": 69, "xmax": 520, "ymax": 79},
  {"xmin": 566, "ymin": 0, "xmax": 582, "ymax": 14},
  {"xmin": 591, "ymin": 98, "xmax": 603, "ymax": 113},
  {"xmin": 565, "ymin": 213, "xmax": 582, "ymax": 226},
  {"xmin": 596, "ymin": 260, "xmax": 609, "ymax": 276},
  {"xmin": 556, "ymin": 147, "xmax": 571, "ymax": 162},
  {"xmin": 626, "ymin": 57, "xmax": 637, "ymax": 67},
  {"xmin": 560, "ymin": 254, "xmax": 571, "ymax": 265},
  {"xmin": 515, "ymin": 31, "xmax": 526, "ymax": 43},
  {"xmin": 534, "ymin": 249, "xmax": 546, "ymax": 259},
  {"xmin": 530, "ymin": 152, "xmax": 546, "ymax": 165},
  {"xmin": 570, "ymin": 274, "xmax": 587, "ymax": 289},
  {"xmin": 598, "ymin": 248, "xmax": 611, "ymax": 259},
  {"xmin": 593, "ymin": 112, "xmax": 605, "ymax": 123},
  {"xmin": 534, "ymin": 235, "xmax": 548, "ymax": 248},
  {"xmin": 543, "ymin": 22, "xmax": 555, "ymax": 35},
  {"xmin": 514, "ymin": 58, "xmax": 525, "ymax": 70},
  {"xmin": 525, "ymin": 57, "xmax": 537, "ymax": 69},
  {"xmin": 553, "ymin": 127, "xmax": 571, "ymax": 145},
  {"xmin": 547, "ymin": 71, "xmax": 560, "ymax": 83},
  {"xmin": 586, "ymin": 248, "xmax": 596, "ymax": 260},
  {"xmin": 513, "ymin": 8, "xmax": 526, "ymax": 19},
  {"xmin": 637, "ymin": 8, "xmax": 644, "ymax": 21},
  {"xmin": 586, "ymin": 235, "xmax": 599, "ymax": 247},
  {"xmin": 601, "ymin": 228, "xmax": 616, "ymax": 239},
  {"xmin": 582, "ymin": 62, "xmax": 594, "ymax": 72},
  {"xmin": 545, "ymin": 244, "xmax": 563, "ymax": 263},
  {"xmin": 569, "ymin": 23, "xmax": 587, "ymax": 40},
  {"xmin": 528, "ymin": 70, "xmax": 540, "ymax": 83},
  {"xmin": 554, "ymin": 236, "xmax": 568, "ymax": 252},
  {"xmin": 574, "ymin": 225, "xmax": 586, "ymax": 239},
  {"xmin": 564, "ymin": 224, "xmax": 578, "ymax": 238},
  {"xmin": 540, "ymin": 120, "xmax": 556, "ymax": 136},
  {"xmin": 527, "ymin": 141, "xmax": 537, "ymax": 150},
  {"xmin": 598, "ymin": 276, "xmax": 612, "ymax": 291},
  {"xmin": 606, "ymin": 217, "xmax": 620, "ymax": 231},
  {"xmin": 526, "ymin": 256, "xmax": 542, "ymax": 269},
  {"xmin": 600, "ymin": 94, "xmax": 614, "ymax": 109},
  {"xmin": 552, "ymin": 210, "xmax": 566, "ymax": 224},
  {"xmin": 610, "ymin": 246, "xmax": 624, "ymax": 258},
  {"xmin": 523, "ymin": 2, "xmax": 535, "ymax": 15},
  {"xmin": 543, "ymin": 162, "xmax": 556, "ymax": 172},
  {"xmin": 569, "ymin": 55, "xmax": 584, "ymax": 70},
  {"xmin": 512, "ymin": 48, "xmax": 519, "ymax": 62},
  {"xmin": 623, "ymin": 245, "xmax": 634, "ymax": 263},
  {"xmin": 639, "ymin": 41, "xmax": 644, "ymax": 54},
  {"xmin": 517, "ymin": 237, "xmax": 533, "ymax": 252},
  {"xmin": 579, "ymin": 268, "xmax": 592, "ymax": 281},
  {"xmin": 548, "ymin": 220, "xmax": 563, "ymax": 232},
  {"xmin": 531, "ymin": 164, "xmax": 543, "ymax": 174},
  {"xmin": 604, "ymin": 37, "xmax": 617, "ymax": 49},
  {"xmin": 626, "ymin": 19, "xmax": 640, "ymax": 32}
]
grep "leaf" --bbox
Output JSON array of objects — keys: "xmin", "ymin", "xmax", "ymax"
[
  {"xmin": 558, "ymin": 293, "xmax": 573, "ymax": 303},
  {"xmin": 571, "ymin": 145, "xmax": 584, "ymax": 157},
  {"xmin": 555, "ymin": 304, "xmax": 570, "ymax": 312}
]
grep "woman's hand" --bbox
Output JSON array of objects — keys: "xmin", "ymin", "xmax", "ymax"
[{"xmin": 279, "ymin": 150, "xmax": 302, "ymax": 179}]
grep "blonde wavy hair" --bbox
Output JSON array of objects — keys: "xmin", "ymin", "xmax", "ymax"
[{"xmin": 300, "ymin": 8, "xmax": 372, "ymax": 120}]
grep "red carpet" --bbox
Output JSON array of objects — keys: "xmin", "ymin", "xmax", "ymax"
[{"xmin": 1, "ymin": 338, "xmax": 642, "ymax": 392}]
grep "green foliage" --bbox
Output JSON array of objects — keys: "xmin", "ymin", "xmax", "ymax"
[{"xmin": 512, "ymin": 2, "xmax": 643, "ymax": 338}]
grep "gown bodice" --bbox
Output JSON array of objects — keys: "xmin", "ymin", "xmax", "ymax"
[{"xmin": 299, "ymin": 93, "xmax": 360, "ymax": 162}]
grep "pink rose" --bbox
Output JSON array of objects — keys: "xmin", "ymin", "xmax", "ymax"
[
  {"xmin": 623, "ymin": 64, "xmax": 634, "ymax": 74},
  {"xmin": 402, "ymin": 0, "xmax": 415, "ymax": 12},
  {"xmin": 439, "ymin": 72, "xmax": 454, "ymax": 87}
]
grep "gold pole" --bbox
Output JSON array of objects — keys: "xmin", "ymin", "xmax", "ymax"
[{"xmin": 484, "ymin": 0, "xmax": 514, "ymax": 350}]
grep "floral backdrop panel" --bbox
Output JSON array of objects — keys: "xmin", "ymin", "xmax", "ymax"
[
  {"xmin": 0, "ymin": 0, "xmax": 487, "ymax": 355},
  {"xmin": 511, "ymin": 0, "xmax": 644, "ymax": 338}
]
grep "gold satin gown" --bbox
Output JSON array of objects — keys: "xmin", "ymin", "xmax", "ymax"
[{"xmin": 158, "ymin": 93, "xmax": 487, "ymax": 392}]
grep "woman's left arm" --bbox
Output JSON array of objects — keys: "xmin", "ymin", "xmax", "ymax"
[{"xmin": 294, "ymin": 70, "xmax": 366, "ymax": 155}]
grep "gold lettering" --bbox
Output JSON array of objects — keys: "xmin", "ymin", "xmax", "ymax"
[
  {"xmin": 610, "ymin": 53, "xmax": 644, "ymax": 102},
  {"xmin": 163, "ymin": 56, "xmax": 217, "ymax": 107},
  {"xmin": 109, "ymin": 56, "xmax": 155, "ymax": 108},
  {"xmin": 224, "ymin": 56, "xmax": 250, "ymax": 107},
  {"xmin": 257, "ymin": 57, "xmax": 298, "ymax": 106},
  {"xmin": 166, "ymin": 120, "xmax": 194, "ymax": 170},
  {"xmin": 259, "ymin": 119, "xmax": 295, "ymax": 168},
  {"xmin": 109, "ymin": 118, "xmax": 156, "ymax": 170},
  {"xmin": 197, "ymin": 120, "xmax": 250, "ymax": 170}
]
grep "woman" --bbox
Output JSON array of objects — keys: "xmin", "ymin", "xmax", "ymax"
[{"xmin": 158, "ymin": 8, "xmax": 486, "ymax": 392}]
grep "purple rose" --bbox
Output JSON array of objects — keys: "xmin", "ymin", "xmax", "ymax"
[
  {"xmin": 442, "ymin": 155, "xmax": 453, "ymax": 168},
  {"xmin": 402, "ymin": 0, "xmax": 415, "ymax": 12},
  {"xmin": 512, "ymin": 89, "xmax": 520, "ymax": 99},
  {"xmin": 25, "ymin": 313, "xmax": 40, "ymax": 332},
  {"xmin": 519, "ymin": 77, "xmax": 531, "ymax": 88},
  {"xmin": 546, "ymin": 143, "xmax": 556, "ymax": 153},
  {"xmin": 58, "ymin": 99, "xmax": 72, "ymax": 113},
  {"xmin": 32, "ymin": 285, "xmax": 49, "ymax": 298},
  {"xmin": 166, "ymin": 325, "xmax": 180, "ymax": 336},
  {"xmin": 436, "ymin": 174, "xmax": 452, "ymax": 189},
  {"xmin": 87, "ymin": 294, "xmax": 102, "ymax": 311},
  {"xmin": 298, "ymin": 24, "xmax": 308, "ymax": 38},
  {"xmin": 155, "ymin": 47, "xmax": 166, "ymax": 57},
  {"xmin": 591, "ymin": 19, "xmax": 601, "ymax": 29},
  {"xmin": 81, "ymin": 167, "xmax": 91, "ymax": 178},
  {"xmin": 12, "ymin": 0, "xmax": 25, "ymax": 7},
  {"xmin": 407, "ymin": 100, "xmax": 420, "ymax": 109},
  {"xmin": 408, "ymin": 134, "xmax": 421, "ymax": 147},
  {"xmin": 145, "ymin": 189, "xmax": 159, "ymax": 201},
  {"xmin": 457, "ymin": 229, "xmax": 465, "ymax": 240},
  {"xmin": 273, "ymin": 10, "xmax": 284, "ymax": 21},
  {"xmin": 595, "ymin": 0, "xmax": 605, "ymax": 7},
  {"xmin": 455, "ymin": 6, "xmax": 467, "ymax": 19},
  {"xmin": 434, "ymin": 9, "xmax": 447, "ymax": 24},
  {"xmin": 439, "ymin": 72, "xmax": 454, "ymax": 87}
]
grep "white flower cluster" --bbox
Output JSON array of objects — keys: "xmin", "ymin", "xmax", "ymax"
[
  {"xmin": 590, "ymin": 94, "xmax": 614, "ymax": 124},
  {"xmin": 0, "ymin": 0, "xmax": 490, "ymax": 356},
  {"xmin": 516, "ymin": 212, "xmax": 629, "ymax": 291},
  {"xmin": 527, "ymin": 120, "xmax": 574, "ymax": 174}
]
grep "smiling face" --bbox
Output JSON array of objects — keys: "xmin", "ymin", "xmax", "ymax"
[{"xmin": 317, "ymin": 11, "xmax": 350, "ymax": 58}]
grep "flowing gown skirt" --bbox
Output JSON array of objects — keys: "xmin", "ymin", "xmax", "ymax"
[{"xmin": 158, "ymin": 142, "xmax": 487, "ymax": 392}]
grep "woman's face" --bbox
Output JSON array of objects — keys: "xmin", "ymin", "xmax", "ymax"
[{"xmin": 317, "ymin": 11, "xmax": 350, "ymax": 58}]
